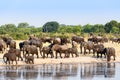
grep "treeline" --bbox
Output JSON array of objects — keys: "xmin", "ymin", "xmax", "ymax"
[{"xmin": 0, "ymin": 20, "xmax": 120, "ymax": 40}]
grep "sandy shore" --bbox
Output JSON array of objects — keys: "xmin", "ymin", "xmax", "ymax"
[{"xmin": 0, "ymin": 40, "xmax": 120, "ymax": 66}]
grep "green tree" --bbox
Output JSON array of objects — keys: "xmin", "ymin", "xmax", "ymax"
[
  {"xmin": 42, "ymin": 21, "xmax": 59, "ymax": 32},
  {"xmin": 0, "ymin": 25, "xmax": 7, "ymax": 34},
  {"xmin": 104, "ymin": 20, "xmax": 118, "ymax": 33},
  {"xmin": 111, "ymin": 26, "xmax": 119, "ymax": 33},
  {"xmin": 72, "ymin": 25, "xmax": 82, "ymax": 33},
  {"xmin": 17, "ymin": 22, "xmax": 29, "ymax": 28},
  {"xmin": 83, "ymin": 24, "xmax": 93, "ymax": 33},
  {"xmin": 118, "ymin": 23, "xmax": 120, "ymax": 33},
  {"xmin": 4, "ymin": 24, "xmax": 16, "ymax": 33},
  {"xmin": 92, "ymin": 24, "xmax": 105, "ymax": 33}
]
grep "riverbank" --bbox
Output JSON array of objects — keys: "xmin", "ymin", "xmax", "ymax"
[{"xmin": 0, "ymin": 40, "xmax": 120, "ymax": 66}]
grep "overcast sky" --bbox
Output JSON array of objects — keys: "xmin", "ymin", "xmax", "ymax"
[{"xmin": 0, "ymin": 0, "xmax": 120, "ymax": 27}]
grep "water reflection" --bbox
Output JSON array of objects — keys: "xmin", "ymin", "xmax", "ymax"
[
  {"xmin": 0, "ymin": 63, "xmax": 119, "ymax": 80},
  {"xmin": 2, "ymin": 66, "xmax": 21, "ymax": 80},
  {"xmin": 81, "ymin": 63, "xmax": 116, "ymax": 79},
  {"xmin": 23, "ymin": 65, "xmax": 38, "ymax": 79}
]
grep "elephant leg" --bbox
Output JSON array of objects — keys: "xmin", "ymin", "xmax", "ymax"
[
  {"xmin": 114, "ymin": 55, "xmax": 115, "ymax": 60},
  {"xmin": 89, "ymin": 49, "xmax": 91, "ymax": 54},
  {"xmin": 97, "ymin": 53, "xmax": 99, "ymax": 58},
  {"xmin": 26, "ymin": 60, "xmax": 28, "ymax": 64},
  {"xmin": 67, "ymin": 52, "xmax": 70, "ymax": 58},
  {"xmin": 64, "ymin": 52, "xmax": 67, "ymax": 58},
  {"xmin": 50, "ymin": 53, "xmax": 52, "ymax": 58},
  {"xmin": 9, "ymin": 60, "xmax": 10, "ymax": 64},
  {"xmin": 6, "ymin": 58, "xmax": 8, "ymax": 64},
  {"xmin": 47, "ymin": 53, "xmax": 49, "ymax": 58},
  {"xmin": 84, "ymin": 48, "xmax": 86, "ymax": 55},
  {"xmin": 5, "ymin": 60, "xmax": 7, "ymax": 64},
  {"xmin": 4, "ymin": 58, "xmax": 7, "ymax": 64},
  {"xmin": 72, "ymin": 53, "xmax": 74, "ymax": 57},
  {"xmin": 101, "ymin": 53, "xmax": 102, "ymax": 58},
  {"xmin": 43, "ymin": 52, "xmax": 45, "ymax": 58},
  {"xmin": 21, "ymin": 56, "xmax": 23, "ymax": 61},
  {"xmin": 59, "ymin": 52, "xmax": 62, "ymax": 58},
  {"xmin": 80, "ymin": 43, "xmax": 82, "ymax": 54},
  {"xmin": 28, "ymin": 60, "xmax": 30, "ymax": 64},
  {"xmin": 93, "ymin": 50, "xmax": 95, "ymax": 56},
  {"xmin": 107, "ymin": 55, "xmax": 110, "ymax": 61},
  {"xmin": 36, "ymin": 53, "xmax": 39, "ymax": 58},
  {"xmin": 104, "ymin": 53, "xmax": 106, "ymax": 58},
  {"xmin": 39, "ymin": 48, "xmax": 42, "ymax": 56},
  {"xmin": 18, "ymin": 57, "xmax": 19, "ymax": 61},
  {"xmin": 12, "ymin": 61, "xmax": 13, "ymax": 64},
  {"xmin": 55, "ymin": 52, "xmax": 58, "ymax": 59},
  {"xmin": 16, "ymin": 60, "xmax": 17, "ymax": 64},
  {"xmin": 23, "ymin": 50, "xmax": 25, "ymax": 57},
  {"xmin": 60, "ymin": 52, "xmax": 62, "ymax": 58},
  {"xmin": 52, "ymin": 53, "xmax": 54, "ymax": 58},
  {"xmin": 76, "ymin": 53, "xmax": 78, "ymax": 57},
  {"xmin": 50, "ymin": 53, "xmax": 53, "ymax": 58},
  {"xmin": 32, "ymin": 60, "xmax": 34, "ymax": 64}
]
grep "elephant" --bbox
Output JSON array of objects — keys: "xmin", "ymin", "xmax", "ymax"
[
  {"xmin": 60, "ymin": 37, "xmax": 70, "ymax": 45},
  {"xmin": 2, "ymin": 37, "xmax": 12, "ymax": 48},
  {"xmin": 23, "ymin": 45, "xmax": 39, "ymax": 58},
  {"xmin": 29, "ymin": 39, "xmax": 43, "ymax": 56},
  {"xmin": 117, "ymin": 38, "xmax": 120, "ymax": 44},
  {"xmin": 93, "ymin": 44, "xmax": 105, "ymax": 58},
  {"xmin": 19, "ymin": 42, "xmax": 24, "ymax": 51},
  {"xmin": 72, "ymin": 36, "xmax": 84, "ymax": 43},
  {"xmin": 3, "ymin": 53, "xmax": 17, "ymax": 65},
  {"xmin": 109, "ymin": 38, "xmax": 118, "ymax": 43},
  {"xmin": 88, "ymin": 36, "xmax": 108, "ymax": 44},
  {"xmin": 41, "ymin": 46, "xmax": 54, "ymax": 58},
  {"xmin": 0, "ymin": 43, "xmax": 4, "ymax": 53},
  {"xmin": 9, "ymin": 40, "xmax": 16, "ymax": 49},
  {"xmin": 105, "ymin": 47, "xmax": 116, "ymax": 61},
  {"xmin": 52, "ymin": 44, "xmax": 68, "ymax": 59},
  {"xmin": 72, "ymin": 41, "xmax": 78, "ymax": 48},
  {"xmin": 53, "ymin": 37, "xmax": 70, "ymax": 45},
  {"xmin": 0, "ymin": 40, "xmax": 7, "ymax": 53},
  {"xmin": 23, "ymin": 40, "xmax": 30, "ymax": 45},
  {"xmin": 53, "ymin": 37, "xmax": 61, "ymax": 45},
  {"xmin": 67, "ymin": 47, "xmax": 79, "ymax": 58},
  {"xmin": 82, "ymin": 41, "xmax": 94, "ymax": 55},
  {"xmin": 8, "ymin": 48, "xmax": 23, "ymax": 61},
  {"xmin": 19, "ymin": 40, "xmax": 31, "ymax": 53},
  {"xmin": 25, "ymin": 56, "xmax": 34, "ymax": 64},
  {"xmin": 41, "ymin": 37, "xmax": 53, "ymax": 43},
  {"xmin": 71, "ymin": 36, "xmax": 84, "ymax": 54}
]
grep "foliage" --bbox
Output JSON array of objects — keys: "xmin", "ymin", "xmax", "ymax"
[
  {"xmin": 0, "ymin": 20, "xmax": 120, "ymax": 40},
  {"xmin": 42, "ymin": 21, "xmax": 59, "ymax": 32}
]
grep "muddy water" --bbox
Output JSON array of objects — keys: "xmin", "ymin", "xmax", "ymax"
[{"xmin": 0, "ymin": 63, "xmax": 120, "ymax": 80}]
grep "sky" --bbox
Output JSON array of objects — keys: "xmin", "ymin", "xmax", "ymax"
[{"xmin": 0, "ymin": 0, "xmax": 120, "ymax": 27}]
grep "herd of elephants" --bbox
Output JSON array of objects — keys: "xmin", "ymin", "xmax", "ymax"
[{"xmin": 0, "ymin": 34, "xmax": 118, "ymax": 65}]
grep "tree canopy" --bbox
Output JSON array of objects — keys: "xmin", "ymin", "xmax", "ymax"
[
  {"xmin": 42, "ymin": 21, "xmax": 59, "ymax": 32},
  {"xmin": 0, "ymin": 20, "xmax": 120, "ymax": 40}
]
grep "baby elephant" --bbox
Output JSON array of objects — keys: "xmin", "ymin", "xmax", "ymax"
[
  {"xmin": 66, "ymin": 47, "xmax": 79, "ymax": 58},
  {"xmin": 105, "ymin": 47, "xmax": 115, "ymax": 62},
  {"xmin": 3, "ymin": 53, "xmax": 17, "ymax": 65},
  {"xmin": 25, "ymin": 56, "xmax": 34, "ymax": 64},
  {"xmin": 42, "ymin": 46, "xmax": 54, "ymax": 58}
]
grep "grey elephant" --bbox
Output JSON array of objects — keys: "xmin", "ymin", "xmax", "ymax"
[
  {"xmin": 25, "ymin": 55, "xmax": 34, "ymax": 64},
  {"xmin": 105, "ymin": 47, "xmax": 115, "ymax": 61},
  {"xmin": 3, "ymin": 53, "xmax": 17, "ymax": 65}
]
